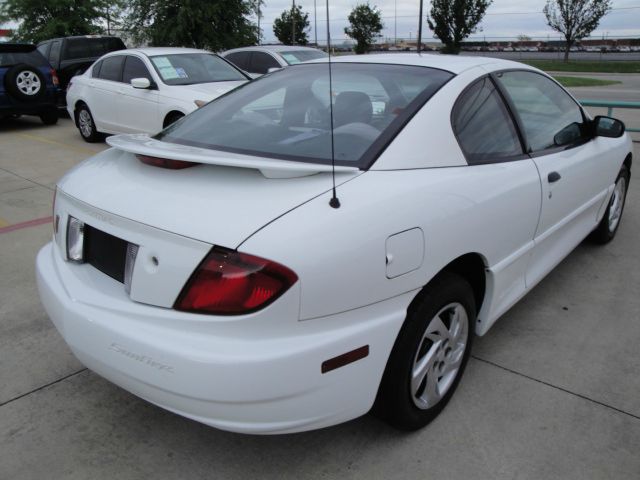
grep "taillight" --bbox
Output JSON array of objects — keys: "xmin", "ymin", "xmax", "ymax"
[
  {"xmin": 51, "ymin": 69, "xmax": 59, "ymax": 87},
  {"xmin": 136, "ymin": 154, "xmax": 197, "ymax": 170},
  {"xmin": 174, "ymin": 247, "xmax": 298, "ymax": 315}
]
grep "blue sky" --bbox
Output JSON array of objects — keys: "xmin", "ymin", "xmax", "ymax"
[{"xmin": 255, "ymin": 0, "xmax": 640, "ymax": 44}]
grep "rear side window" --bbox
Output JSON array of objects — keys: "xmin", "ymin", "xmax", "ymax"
[
  {"xmin": 122, "ymin": 56, "xmax": 151, "ymax": 83},
  {"xmin": 37, "ymin": 43, "xmax": 51, "ymax": 58},
  {"xmin": 452, "ymin": 77, "xmax": 523, "ymax": 164},
  {"xmin": 224, "ymin": 52, "xmax": 250, "ymax": 71},
  {"xmin": 248, "ymin": 52, "xmax": 280, "ymax": 74},
  {"xmin": 49, "ymin": 41, "xmax": 62, "ymax": 64},
  {"xmin": 98, "ymin": 56, "xmax": 124, "ymax": 82},
  {"xmin": 92, "ymin": 60, "xmax": 103, "ymax": 77}
]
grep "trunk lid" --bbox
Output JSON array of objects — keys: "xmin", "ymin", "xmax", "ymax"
[{"xmin": 58, "ymin": 145, "xmax": 359, "ymax": 249}]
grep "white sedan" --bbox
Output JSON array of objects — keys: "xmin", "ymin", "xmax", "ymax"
[
  {"xmin": 66, "ymin": 47, "xmax": 249, "ymax": 141},
  {"xmin": 38, "ymin": 54, "xmax": 632, "ymax": 434}
]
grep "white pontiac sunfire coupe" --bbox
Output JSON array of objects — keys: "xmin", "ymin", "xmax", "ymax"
[{"xmin": 37, "ymin": 54, "xmax": 632, "ymax": 434}]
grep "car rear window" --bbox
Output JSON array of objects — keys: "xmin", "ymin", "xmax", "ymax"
[
  {"xmin": 64, "ymin": 37, "xmax": 125, "ymax": 60},
  {"xmin": 0, "ymin": 49, "xmax": 50, "ymax": 68},
  {"xmin": 158, "ymin": 63, "xmax": 453, "ymax": 168},
  {"xmin": 278, "ymin": 49, "xmax": 328, "ymax": 65}
]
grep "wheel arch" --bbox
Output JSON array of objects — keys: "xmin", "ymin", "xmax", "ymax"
[
  {"xmin": 73, "ymin": 100, "xmax": 88, "ymax": 127},
  {"xmin": 163, "ymin": 110, "xmax": 185, "ymax": 128},
  {"xmin": 410, "ymin": 252, "xmax": 488, "ymax": 325},
  {"xmin": 623, "ymin": 152, "xmax": 632, "ymax": 171}
]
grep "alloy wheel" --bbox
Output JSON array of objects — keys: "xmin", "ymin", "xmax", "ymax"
[
  {"xmin": 16, "ymin": 71, "xmax": 41, "ymax": 95},
  {"xmin": 411, "ymin": 302, "xmax": 469, "ymax": 410}
]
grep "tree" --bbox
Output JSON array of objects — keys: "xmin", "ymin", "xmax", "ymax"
[
  {"xmin": 0, "ymin": 0, "xmax": 108, "ymax": 43},
  {"xmin": 273, "ymin": 4, "xmax": 309, "ymax": 46},
  {"xmin": 544, "ymin": 0, "xmax": 612, "ymax": 62},
  {"xmin": 427, "ymin": 0, "xmax": 493, "ymax": 54},
  {"xmin": 126, "ymin": 0, "xmax": 261, "ymax": 51},
  {"xmin": 344, "ymin": 3, "xmax": 383, "ymax": 54}
]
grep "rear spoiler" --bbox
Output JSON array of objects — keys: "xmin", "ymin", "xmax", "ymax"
[{"xmin": 106, "ymin": 134, "xmax": 360, "ymax": 179}]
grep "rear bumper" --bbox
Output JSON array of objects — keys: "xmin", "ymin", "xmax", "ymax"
[
  {"xmin": 0, "ymin": 102, "xmax": 57, "ymax": 117},
  {"xmin": 36, "ymin": 242, "xmax": 411, "ymax": 434}
]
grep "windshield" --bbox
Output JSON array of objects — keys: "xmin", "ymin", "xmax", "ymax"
[
  {"xmin": 278, "ymin": 49, "xmax": 328, "ymax": 65},
  {"xmin": 149, "ymin": 54, "xmax": 246, "ymax": 85},
  {"xmin": 158, "ymin": 63, "xmax": 452, "ymax": 168}
]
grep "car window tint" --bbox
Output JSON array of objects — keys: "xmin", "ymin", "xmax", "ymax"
[
  {"xmin": 98, "ymin": 55, "xmax": 124, "ymax": 82},
  {"xmin": 249, "ymin": 52, "xmax": 280, "ymax": 74},
  {"xmin": 92, "ymin": 60, "xmax": 103, "ymax": 77},
  {"xmin": 278, "ymin": 50, "xmax": 327, "ymax": 65},
  {"xmin": 225, "ymin": 52, "xmax": 249, "ymax": 71},
  {"xmin": 64, "ymin": 37, "xmax": 126, "ymax": 60},
  {"xmin": 0, "ymin": 49, "xmax": 50, "ymax": 68},
  {"xmin": 37, "ymin": 43, "xmax": 51, "ymax": 59},
  {"xmin": 496, "ymin": 71, "xmax": 585, "ymax": 152},
  {"xmin": 452, "ymin": 77, "xmax": 523, "ymax": 164},
  {"xmin": 122, "ymin": 56, "xmax": 151, "ymax": 83},
  {"xmin": 158, "ymin": 63, "xmax": 453, "ymax": 168},
  {"xmin": 49, "ymin": 41, "xmax": 62, "ymax": 63}
]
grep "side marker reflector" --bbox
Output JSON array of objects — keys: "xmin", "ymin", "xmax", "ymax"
[{"xmin": 321, "ymin": 345, "xmax": 369, "ymax": 374}]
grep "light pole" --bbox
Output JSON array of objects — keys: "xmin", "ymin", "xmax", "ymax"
[
  {"xmin": 394, "ymin": 0, "xmax": 397, "ymax": 46},
  {"xmin": 417, "ymin": 0, "xmax": 424, "ymax": 53},
  {"xmin": 292, "ymin": 0, "xmax": 296, "ymax": 45},
  {"xmin": 314, "ymin": 0, "xmax": 318, "ymax": 46}
]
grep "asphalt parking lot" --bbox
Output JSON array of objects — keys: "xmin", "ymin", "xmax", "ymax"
[{"xmin": 1, "ymin": 115, "xmax": 639, "ymax": 479}]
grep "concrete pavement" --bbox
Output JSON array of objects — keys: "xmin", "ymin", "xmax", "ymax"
[{"xmin": 1, "ymin": 116, "xmax": 639, "ymax": 480}]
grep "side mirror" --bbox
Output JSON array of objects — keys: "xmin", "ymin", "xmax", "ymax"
[
  {"xmin": 131, "ymin": 77, "xmax": 151, "ymax": 89},
  {"xmin": 267, "ymin": 67, "xmax": 282, "ymax": 74},
  {"xmin": 593, "ymin": 116, "xmax": 625, "ymax": 138},
  {"xmin": 553, "ymin": 122, "xmax": 582, "ymax": 146}
]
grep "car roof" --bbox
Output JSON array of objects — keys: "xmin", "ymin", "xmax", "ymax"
[
  {"xmin": 103, "ymin": 47, "xmax": 212, "ymax": 58},
  {"xmin": 223, "ymin": 45, "xmax": 324, "ymax": 55},
  {"xmin": 305, "ymin": 53, "xmax": 531, "ymax": 74},
  {"xmin": 38, "ymin": 35, "xmax": 122, "ymax": 44}
]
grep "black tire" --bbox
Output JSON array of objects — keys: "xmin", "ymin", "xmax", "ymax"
[
  {"xmin": 75, "ymin": 104, "xmax": 102, "ymax": 143},
  {"xmin": 373, "ymin": 271, "xmax": 475, "ymax": 431},
  {"xmin": 3, "ymin": 63, "xmax": 47, "ymax": 102},
  {"xmin": 590, "ymin": 165, "xmax": 630, "ymax": 244},
  {"xmin": 39, "ymin": 109, "xmax": 58, "ymax": 125},
  {"xmin": 163, "ymin": 112, "xmax": 184, "ymax": 128}
]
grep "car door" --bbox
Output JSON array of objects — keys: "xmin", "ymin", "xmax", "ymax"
[
  {"xmin": 450, "ymin": 75, "xmax": 541, "ymax": 327},
  {"xmin": 494, "ymin": 70, "xmax": 613, "ymax": 287},
  {"xmin": 89, "ymin": 55, "xmax": 124, "ymax": 132},
  {"xmin": 117, "ymin": 55, "xmax": 159, "ymax": 134}
]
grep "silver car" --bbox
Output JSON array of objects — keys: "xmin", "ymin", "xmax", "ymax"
[{"xmin": 221, "ymin": 45, "xmax": 327, "ymax": 77}]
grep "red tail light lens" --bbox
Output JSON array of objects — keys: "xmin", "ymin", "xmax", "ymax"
[
  {"xmin": 136, "ymin": 154, "xmax": 197, "ymax": 170},
  {"xmin": 175, "ymin": 247, "xmax": 298, "ymax": 315},
  {"xmin": 51, "ymin": 69, "xmax": 59, "ymax": 87}
]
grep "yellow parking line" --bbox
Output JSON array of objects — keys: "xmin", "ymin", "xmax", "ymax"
[
  {"xmin": 0, "ymin": 218, "xmax": 9, "ymax": 228},
  {"xmin": 17, "ymin": 133, "xmax": 101, "ymax": 155}
]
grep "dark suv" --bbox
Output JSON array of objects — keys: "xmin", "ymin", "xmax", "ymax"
[
  {"xmin": 37, "ymin": 35, "xmax": 125, "ymax": 95},
  {"xmin": 0, "ymin": 43, "xmax": 59, "ymax": 124}
]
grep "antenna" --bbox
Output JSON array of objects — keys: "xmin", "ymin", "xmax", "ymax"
[{"xmin": 326, "ymin": 0, "xmax": 340, "ymax": 209}]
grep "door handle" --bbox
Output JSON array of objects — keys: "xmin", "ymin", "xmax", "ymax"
[{"xmin": 548, "ymin": 171, "xmax": 562, "ymax": 183}]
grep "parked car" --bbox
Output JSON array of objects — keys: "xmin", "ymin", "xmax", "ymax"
[
  {"xmin": 222, "ymin": 45, "xmax": 327, "ymax": 76},
  {"xmin": 0, "ymin": 43, "xmax": 59, "ymax": 124},
  {"xmin": 66, "ymin": 47, "xmax": 250, "ymax": 141},
  {"xmin": 37, "ymin": 35, "xmax": 125, "ymax": 99},
  {"xmin": 37, "ymin": 54, "xmax": 632, "ymax": 434}
]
